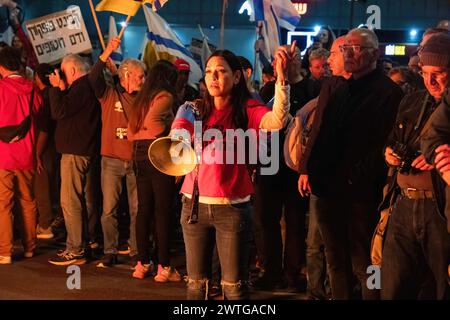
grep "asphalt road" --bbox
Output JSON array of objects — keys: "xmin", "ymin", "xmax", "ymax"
[{"xmin": 0, "ymin": 238, "xmax": 307, "ymax": 301}]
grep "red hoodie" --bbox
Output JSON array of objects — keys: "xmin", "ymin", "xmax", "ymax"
[{"xmin": 0, "ymin": 75, "xmax": 42, "ymax": 170}]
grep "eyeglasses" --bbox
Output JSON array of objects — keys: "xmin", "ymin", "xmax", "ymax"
[
  {"xmin": 418, "ymin": 70, "xmax": 448, "ymax": 81},
  {"xmin": 339, "ymin": 45, "xmax": 375, "ymax": 54}
]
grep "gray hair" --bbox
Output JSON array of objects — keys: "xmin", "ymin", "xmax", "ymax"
[
  {"xmin": 347, "ymin": 28, "xmax": 379, "ymax": 48},
  {"xmin": 61, "ymin": 54, "xmax": 90, "ymax": 74},
  {"xmin": 309, "ymin": 48, "xmax": 330, "ymax": 63},
  {"xmin": 118, "ymin": 59, "xmax": 147, "ymax": 80}
]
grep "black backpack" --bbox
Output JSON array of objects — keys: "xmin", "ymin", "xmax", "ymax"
[{"xmin": 0, "ymin": 89, "xmax": 34, "ymax": 143}]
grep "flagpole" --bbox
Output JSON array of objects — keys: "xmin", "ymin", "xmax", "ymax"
[
  {"xmin": 88, "ymin": 0, "xmax": 106, "ymax": 50},
  {"xmin": 197, "ymin": 23, "xmax": 207, "ymax": 40},
  {"xmin": 118, "ymin": 14, "xmax": 133, "ymax": 40},
  {"xmin": 252, "ymin": 26, "xmax": 259, "ymax": 82},
  {"xmin": 220, "ymin": 0, "xmax": 228, "ymax": 49}
]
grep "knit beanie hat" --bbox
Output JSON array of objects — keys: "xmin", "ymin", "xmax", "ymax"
[{"xmin": 419, "ymin": 33, "xmax": 450, "ymax": 68}]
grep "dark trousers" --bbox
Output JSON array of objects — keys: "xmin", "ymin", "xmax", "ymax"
[
  {"xmin": 134, "ymin": 150, "xmax": 175, "ymax": 266},
  {"xmin": 34, "ymin": 144, "xmax": 58, "ymax": 229},
  {"xmin": 381, "ymin": 196, "xmax": 450, "ymax": 300},
  {"xmin": 314, "ymin": 195, "xmax": 379, "ymax": 300},
  {"xmin": 253, "ymin": 164, "xmax": 308, "ymax": 284}
]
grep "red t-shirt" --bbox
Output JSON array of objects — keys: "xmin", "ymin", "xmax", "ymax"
[{"xmin": 173, "ymin": 99, "xmax": 269, "ymax": 200}]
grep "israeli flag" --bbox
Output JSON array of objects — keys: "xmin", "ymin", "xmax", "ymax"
[
  {"xmin": 108, "ymin": 15, "xmax": 123, "ymax": 64},
  {"xmin": 250, "ymin": 0, "xmax": 300, "ymax": 59}
]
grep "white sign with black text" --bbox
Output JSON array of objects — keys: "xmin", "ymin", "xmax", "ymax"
[{"xmin": 25, "ymin": 5, "xmax": 92, "ymax": 64}]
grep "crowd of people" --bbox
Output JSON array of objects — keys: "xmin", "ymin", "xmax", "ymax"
[{"xmin": 0, "ymin": 19, "xmax": 449, "ymax": 300}]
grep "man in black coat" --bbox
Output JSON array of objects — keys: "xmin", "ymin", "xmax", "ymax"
[{"xmin": 307, "ymin": 28, "xmax": 403, "ymax": 299}]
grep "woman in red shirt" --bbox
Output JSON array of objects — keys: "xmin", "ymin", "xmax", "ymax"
[{"xmin": 172, "ymin": 46, "xmax": 294, "ymax": 299}]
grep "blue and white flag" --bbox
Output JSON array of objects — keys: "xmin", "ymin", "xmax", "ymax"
[
  {"xmin": 254, "ymin": 21, "xmax": 271, "ymax": 67},
  {"xmin": 270, "ymin": 0, "xmax": 301, "ymax": 31},
  {"xmin": 108, "ymin": 15, "xmax": 123, "ymax": 63},
  {"xmin": 141, "ymin": 4, "xmax": 202, "ymax": 86},
  {"xmin": 250, "ymin": 0, "xmax": 300, "ymax": 59},
  {"xmin": 200, "ymin": 36, "xmax": 212, "ymax": 70},
  {"xmin": 250, "ymin": 0, "xmax": 280, "ymax": 59}
]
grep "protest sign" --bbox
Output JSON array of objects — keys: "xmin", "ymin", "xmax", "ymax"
[{"xmin": 25, "ymin": 5, "xmax": 92, "ymax": 64}]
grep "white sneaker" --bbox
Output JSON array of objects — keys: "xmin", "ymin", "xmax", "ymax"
[
  {"xmin": 0, "ymin": 256, "xmax": 12, "ymax": 265},
  {"xmin": 24, "ymin": 251, "xmax": 34, "ymax": 258},
  {"xmin": 36, "ymin": 225, "xmax": 54, "ymax": 239}
]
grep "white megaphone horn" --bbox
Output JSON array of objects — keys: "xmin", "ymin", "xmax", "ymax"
[{"xmin": 148, "ymin": 102, "xmax": 200, "ymax": 176}]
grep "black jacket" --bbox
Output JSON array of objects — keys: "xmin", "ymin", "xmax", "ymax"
[
  {"xmin": 420, "ymin": 88, "xmax": 450, "ymax": 225},
  {"xmin": 380, "ymin": 91, "xmax": 446, "ymax": 220},
  {"xmin": 50, "ymin": 74, "xmax": 101, "ymax": 156},
  {"xmin": 299, "ymin": 76, "xmax": 347, "ymax": 174},
  {"xmin": 308, "ymin": 68, "xmax": 403, "ymax": 203}
]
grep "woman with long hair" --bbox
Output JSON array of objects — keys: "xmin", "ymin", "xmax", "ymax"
[
  {"xmin": 171, "ymin": 46, "xmax": 294, "ymax": 299},
  {"xmin": 302, "ymin": 25, "xmax": 336, "ymax": 72},
  {"xmin": 127, "ymin": 60, "xmax": 182, "ymax": 282}
]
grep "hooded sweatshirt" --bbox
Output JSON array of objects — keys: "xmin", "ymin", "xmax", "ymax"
[{"xmin": 0, "ymin": 75, "xmax": 43, "ymax": 170}]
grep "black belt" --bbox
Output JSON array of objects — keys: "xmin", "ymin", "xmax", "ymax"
[{"xmin": 400, "ymin": 188, "xmax": 434, "ymax": 200}]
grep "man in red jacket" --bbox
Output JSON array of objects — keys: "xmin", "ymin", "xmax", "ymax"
[{"xmin": 0, "ymin": 47, "xmax": 43, "ymax": 265}]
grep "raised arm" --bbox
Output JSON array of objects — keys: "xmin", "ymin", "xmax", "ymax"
[
  {"xmin": 89, "ymin": 37, "xmax": 121, "ymax": 99},
  {"xmin": 259, "ymin": 42, "xmax": 296, "ymax": 130}
]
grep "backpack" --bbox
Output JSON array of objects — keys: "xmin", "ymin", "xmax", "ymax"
[
  {"xmin": 0, "ymin": 89, "xmax": 35, "ymax": 143},
  {"xmin": 283, "ymin": 97, "xmax": 318, "ymax": 172}
]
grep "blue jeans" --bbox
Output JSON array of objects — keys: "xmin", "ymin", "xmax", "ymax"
[
  {"xmin": 60, "ymin": 154, "xmax": 98, "ymax": 254},
  {"xmin": 181, "ymin": 196, "xmax": 252, "ymax": 300},
  {"xmin": 381, "ymin": 196, "xmax": 450, "ymax": 299},
  {"xmin": 101, "ymin": 156, "xmax": 138, "ymax": 256}
]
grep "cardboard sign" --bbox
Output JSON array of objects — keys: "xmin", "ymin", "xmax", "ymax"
[{"xmin": 25, "ymin": 6, "xmax": 92, "ymax": 64}]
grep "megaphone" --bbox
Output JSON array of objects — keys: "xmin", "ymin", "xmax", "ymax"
[{"xmin": 148, "ymin": 135, "xmax": 197, "ymax": 177}]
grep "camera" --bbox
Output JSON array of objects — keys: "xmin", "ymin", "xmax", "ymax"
[
  {"xmin": 391, "ymin": 141, "xmax": 421, "ymax": 174},
  {"xmin": 57, "ymin": 68, "xmax": 66, "ymax": 81}
]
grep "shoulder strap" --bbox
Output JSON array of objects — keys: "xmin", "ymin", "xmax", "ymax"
[
  {"xmin": 185, "ymin": 99, "xmax": 201, "ymax": 224},
  {"xmin": 413, "ymin": 93, "xmax": 434, "ymax": 144}
]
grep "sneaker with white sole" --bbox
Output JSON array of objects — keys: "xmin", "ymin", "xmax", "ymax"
[
  {"xmin": 36, "ymin": 225, "xmax": 54, "ymax": 239},
  {"xmin": 118, "ymin": 244, "xmax": 131, "ymax": 255},
  {"xmin": 154, "ymin": 264, "xmax": 182, "ymax": 282},
  {"xmin": 132, "ymin": 261, "xmax": 154, "ymax": 279},
  {"xmin": 0, "ymin": 255, "xmax": 12, "ymax": 265},
  {"xmin": 48, "ymin": 250, "xmax": 86, "ymax": 266},
  {"xmin": 97, "ymin": 254, "xmax": 118, "ymax": 268}
]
